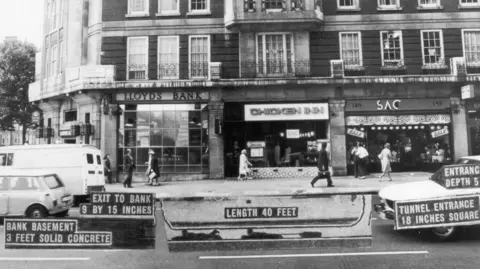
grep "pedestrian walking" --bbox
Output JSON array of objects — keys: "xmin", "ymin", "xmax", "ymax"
[
  {"xmin": 103, "ymin": 154, "xmax": 113, "ymax": 184},
  {"xmin": 238, "ymin": 149, "xmax": 252, "ymax": 180},
  {"xmin": 146, "ymin": 149, "xmax": 160, "ymax": 186},
  {"xmin": 310, "ymin": 143, "xmax": 334, "ymax": 188},
  {"xmin": 355, "ymin": 142, "xmax": 369, "ymax": 179},
  {"xmin": 123, "ymin": 149, "xmax": 135, "ymax": 188},
  {"xmin": 378, "ymin": 143, "xmax": 393, "ymax": 181},
  {"xmin": 351, "ymin": 141, "xmax": 360, "ymax": 178}
]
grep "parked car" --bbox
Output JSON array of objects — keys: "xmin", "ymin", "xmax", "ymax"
[
  {"xmin": 0, "ymin": 144, "xmax": 105, "ymax": 205},
  {"xmin": 375, "ymin": 155, "xmax": 480, "ymax": 241},
  {"xmin": 0, "ymin": 168, "xmax": 73, "ymax": 218}
]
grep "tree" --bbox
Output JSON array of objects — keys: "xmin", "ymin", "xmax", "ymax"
[{"xmin": 0, "ymin": 39, "xmax": 38, "ymax": 144}]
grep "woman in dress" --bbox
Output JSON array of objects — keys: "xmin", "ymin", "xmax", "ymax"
[
  {"xmin": 238, "ymin": 149, "xmax": 252, "ymax": 180},
  {"xmin": 378, "ymin": 143, "xmax": 393, "ymax": 181}
]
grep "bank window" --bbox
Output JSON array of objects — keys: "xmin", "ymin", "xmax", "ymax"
[
  {"xmin": 158, "ymin": 36, "xmax": 179, "ymax": 79},
  {"xmin": 127, "ymin": 37, "xmax": 148, "ymax": 80},
  {"xmin": 256, "ymin": 33, "xmax": 294, "ymax": 76},
  {"xmin": 64, "ymin": 110, "xmax": 77, "ymax": 122},
  {"xmin": 189, "ymin": 35, "xmax": 210, "ymax": 79},
  {"xmin": 378, "ymin": 0, "xmax": 400, "ymax": 9},
  {"xmin": 421, "ymin": 30, "xmax": 445, "ymax": 66},
  {"xmin": 380, "ymin": 31, "xmax": 404, "ymax": 67},
  {"xmin": 418, "ymin": 0, "xmax": 440, "ymax": 8},
  {"xmin": 340, "ymin": 32, "xmax": 363, "ymax": 67},
  {"xmin": 338, "ymin": 0, "xmax": 359, "ymax": 9},
  {"xmin": 460, "ymin": 0, "xmax": 479, "ymax": 7},
  {"xmin": 158, "ymin": 0, "xmax": 179, "ymax": 15},
  {"xmin": 463, "ymin": 30, "xmax": 480, "ymax": 67},
  {"xmin": 189, "ymin": 0, "xmax": 210, "ymax": 13},
  {"xmin": 128, "ymin": 0, "xmax": 149, "ymax": 16}
]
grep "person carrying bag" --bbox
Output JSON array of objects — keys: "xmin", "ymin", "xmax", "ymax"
[{"xmin": 146, "ymin": 149, "xmax": 160, "ymax": 186}]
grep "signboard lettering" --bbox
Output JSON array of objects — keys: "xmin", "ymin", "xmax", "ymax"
[
  {"xmin": 4, "ymin": 219, "xmax": 112, "ymax": 247},
  {"xmin": 431, "ymin": 128, "xmax": 449, "ymax": 138},
  {"xmin": 117, "ymin": 91, "xmax": 209, "ymax": 102},
  {"xmin": 347, "ymin": 128, "xmax": 365, "ymax": 138},
  {"xmin": 59, "ymin": 129, "xmax": 72, "ymax": 137},
  {"xmin": 224, "ymin": 207, "xmax": 299, "ymax": 219},
  {"xmin": 431, "ymin": 164, "xmax": 480, "ymax": 189},
  {"xmin": 462, "ymin": 84, "xmax": 475, "ymax": 100},
  {"xmin": 79, "ymin": 192, "xmax": 155, "ymax": 217},
  {"xmin": 247, "ymin": 141, "xmax": 266, "ymax": 148},
  {"xmin": 286, "ymin": 129, "xmax": 300, "ymax": 139},
  {"xmin": 395, "ymin": 196, "xmax": 480, "ymax": 230},
  {"xmin": 377, "ymin": 100, "xmax": 401, "ymax": 110},
  {"xmin": 245, "ymin": 103, "xmax": 329, "ymax": 121}
]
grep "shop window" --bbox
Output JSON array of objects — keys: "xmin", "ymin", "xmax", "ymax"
[{"xmin": 380, "ymin": 31, "xmax": 404, "ymax": 68}]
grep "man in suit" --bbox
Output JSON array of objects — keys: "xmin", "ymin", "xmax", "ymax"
[
  {"xmin": 123, "ymin": 149, "xmax": 135, "ymax": 188},
  {"xmin": 310, "ymin": 143, "xmax": 334, "ymax": 188}
]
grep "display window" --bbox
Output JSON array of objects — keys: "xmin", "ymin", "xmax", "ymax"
[{"xmin": 117, "ymin": 104, "xmax": 209, "ymax": 174}]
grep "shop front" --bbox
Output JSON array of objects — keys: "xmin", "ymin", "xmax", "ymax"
[
  {"xmin": 114, "ymin": 90, "xmax": 210, "ymax": 181},
  {"xmin": 465, "ymin": 99, "xmax": 480, "ymax": 156},
  {"xmin": 345, "ymin": 98, "xmax": 453, "ymax": 174},
  {"xmin": 224, "ymin": 102, "xmax": 330, "ymax": 179}
]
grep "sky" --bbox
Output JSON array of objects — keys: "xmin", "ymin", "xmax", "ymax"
[{"xmin": 0, "ymin": 0, "xmax": 45, "ymax": 48}]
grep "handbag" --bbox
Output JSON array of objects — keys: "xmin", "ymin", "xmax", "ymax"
[{"xmin": 148, "ymin": 171, "xmax": 157, "ymax": 180}]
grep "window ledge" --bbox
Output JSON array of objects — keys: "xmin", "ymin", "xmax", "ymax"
[
  {"xmin": 336, "ymin": 7, "xmax": 362, "ymax": 12},
  {"xmin": 381, "ymin": 65, "xmax": 406, "ymax": 70},
  {"xmin": 156, "ymin": 12, "xmax": 181, "ymax": 17},
  {"xmin": 345, "ymin": 65, "xmax": 365, "ymax": 71},
  {"xmin": 377, "ymin": 6, "xmax": 403, "ymax": 11},
  {"xmin": 186, "ymin": 11, "xmax": 212, "ymax": 16},
  {"xmin": 467, "ymin": 63, "xmax": 480, "ymax": 68},
  {"xmin": 417, "ymin": 5, "xmax": 443, "ymax": 10},
  {"xmin": 125, "ymin": 13, "xmax": 150, "ymax": 18},
  {"xmin": 458, "ymin": 4, "xmax": 480, "ymax": 9},
  {"xmin": 422, "ymin": 64, "xmax": 448, "ymax": 70}
]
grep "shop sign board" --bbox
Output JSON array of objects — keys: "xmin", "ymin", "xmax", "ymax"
[
  {"xmin": 225, "ymin": 207, "xmax": 299, "ymax": 219},
  {"xmin": 347, "ymin": 128, "xmax": 365, "ymax": 138},
  {"xmin": 431, "ymin": 128, "xmax": 449, "ymax": 138},
  {"xmin": 245, "ymin": 103, "xmax": 329, "ymax": 121},
  {"xmin": 286, "ymin": 129, "xmax": 300, "ymax": 139},
  {"xmin": 247, "ymin": 141, "xmax": 266, "ymax": 148},
  {"xmin": 394, "ymin": 195, "xmax": 480, "ymax": 230},
  {"xmin": 345, "ymin": 98, "xmax": 450, "ymax": 112},
  {"xmin": 430, "ymin": 164, "xmax": 480, "ymax": 190},
  {"xmin": 31, "ymin": 111, "xmax": 41, "ymax": 124},
  {"xmin": 116, "ymin": 91, "xmax": 209, "ymax": 102},
  {"xmin": 59, "ymin": 129, "xmax": 72, "ymax": 137},
  {"xmin": 461, "ymin": 85, "xmax": 475, "ymax": 100},
  {"xmin": 79, "ymin": 192, "xmax": 155, "ymax": 218}
]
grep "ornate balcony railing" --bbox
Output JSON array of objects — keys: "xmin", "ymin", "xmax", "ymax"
[
  {"xmin": 222, "ymin": 60, "xmax": 311, "ymax": 78},
  {"xmin": 127, "ymin": 64, "xmax": 148, "ymax": 80}
]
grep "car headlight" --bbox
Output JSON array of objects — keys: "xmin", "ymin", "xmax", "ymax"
[{"xmin": 61, "ymin": 196, "xmax": 72, "ymax": 203}]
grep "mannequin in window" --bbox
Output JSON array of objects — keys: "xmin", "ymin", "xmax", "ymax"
[{"xmin": 274, "ymin": 141, "xmax": 281, "ymax": 167}]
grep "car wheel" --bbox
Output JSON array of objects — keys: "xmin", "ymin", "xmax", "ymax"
[
  {"xmin": 429, "ymin": 226, "xmax": 458, "ymax": 241},
  {"xmin": 26, "ymin": 205, "xmax": 48, "ymax": 219}
]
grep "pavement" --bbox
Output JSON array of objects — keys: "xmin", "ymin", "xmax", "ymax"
[{"xmin": 105, "ymin": 172, "xmax": 432, "ymax": 198}]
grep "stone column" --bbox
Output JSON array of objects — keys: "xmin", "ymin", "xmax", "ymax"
[
  {"xmin": 329, "ymin": 100, "xmax": 347, "ymax": 176},
  {"xmin": 101, "ymin": 102, "xmax": 119, "ymax": 179},
  {"xmin": 451, "ymin": 97, "xmax": 469, "ymax": 161},
  {"xmin": 208, "ymin": 102, "xmax": 224, "ymax": 179}
]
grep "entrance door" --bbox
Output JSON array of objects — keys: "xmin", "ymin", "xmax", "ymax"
[{"xmin": 0, "ymin": 177, "xmax": 8, "ymax": 215}]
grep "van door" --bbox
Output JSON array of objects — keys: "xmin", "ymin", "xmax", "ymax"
[
  {"xmin": 85, "ymin": 151, "xmax": 105, "ymax": 192},
  {"xmin": 0, "ymin": 176, "xmax": 9, "ymax": 215}
]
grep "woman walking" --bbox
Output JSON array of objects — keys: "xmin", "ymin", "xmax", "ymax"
[
  {"xmin": 146, "ymin": 149, "xmax": 160, "ymax": 185},
  {"xmin": 378, "ymin": 143, "xmax": 393, "ymax": 181},
  {"xmin": 238, "ymin": 149, "xmax": 252, "ymax": 180}
]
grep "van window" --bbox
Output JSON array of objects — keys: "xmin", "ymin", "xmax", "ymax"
[
  {"xmin": 10, "ymin": 177, "xmax": 38, "ymax": 191},
  {"xmin": 97, "ymin": 155, "xmax": 101, "ymax": 165},
  {"xmin": 0, "ymin": 153, "xmax": 14, "ymax": 166},
  {"xmin": 87, "ymin": 154, "xmax": 94, "ymax": 164},
  {"xmin": 0, "ymin": 177, "xmax": 8, "ymax": 191},
  {"xmin": 43, "ymin": 175, "xmax": 64, "ymax": 189}
]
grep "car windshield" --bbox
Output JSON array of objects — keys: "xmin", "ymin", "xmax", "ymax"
[{"xmin": 43, "ymin": 175, "xmax": 64, "ymax": 189}]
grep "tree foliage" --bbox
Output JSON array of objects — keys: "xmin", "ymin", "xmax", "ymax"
[{"xmin": 0, "ymin": 40, "xmax": 38, "ymax": 133}]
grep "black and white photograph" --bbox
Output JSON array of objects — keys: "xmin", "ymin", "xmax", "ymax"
[{"xmin": 0, "ymin": 0, "xmax": 480, "ymax": 268}]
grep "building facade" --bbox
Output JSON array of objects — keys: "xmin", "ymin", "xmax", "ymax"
[{"xmin": 29, "ymin": 0, "xmax": 480, "ymax": 181}]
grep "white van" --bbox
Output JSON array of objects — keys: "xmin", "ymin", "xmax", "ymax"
[{"xmin": 0, "ymin": 144, "xmax": 105, "ymax": 205}]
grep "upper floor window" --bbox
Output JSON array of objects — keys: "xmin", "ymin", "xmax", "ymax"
[
  {"xmin": 340, "ymin": 32, "xmax": 363, "ymax": 67},
  {"xmin": 459, "ymin": 0, "xmax": 480, "ymax": 7},
  {"xmin": 158, "ymin": 0, "xmax": 179, "ymax": 15},
  {"xmin": 127, "ymin": 37, "xmax": 148, "ymax": 80},
  {"xmin": 256, "ymin": 33, "xmax": 294, "ymax": 76},
  {"xmin": 338, "ymin": 0, "xmax": 359, "ymax": 9},
  {"xmin": 158, "ymin": 36, "xmax": 180, "ymax": 79},
  {"xmin": 189, "ymin": 35, "xmax": 210, "ymax": 79},
  {"xmin": 418, "ymin": 0, "xmax": 441, "ymax": 8},
  {"xmin": 189, "ymin": 0, "xmax": 210, "ymax": 14},
  {"xmin": 50, "ymin": 45, "xmax": 57, "ymax": 77},
  {"xmin": 128, "ymin": 0, "xmax": 149, "ymax": 16},
  {"xmin": 421, "ymin": 30, "xmax": 445, "ymax": 67},
  {"xmin": 48, "ymin": 0, "xmax": 58, "ymax": 32},
  {"xmin": 378, "ymin": 0, "xmax": 401, "ymax": 9},
  {"xmin": 262, "ymin": 0, "xmax": 285, "ymax": 12},
  {"xmin": 380, "ymin": 31, "xmax": 404, "ymax": 67},
  {"xmin": 463, "ymin": 30, "xmax": 480, "ymax": 67}
]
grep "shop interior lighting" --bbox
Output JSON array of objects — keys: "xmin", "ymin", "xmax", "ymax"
[
  {"xmin": 389, "ymin": 127, "xmax": 394, "ymax": 130},
  {"xmin": 402, "ymin": 126, "xmax": 406, "ymax": 130},
  {"xmin": 421, "ymin": 126, "xmax": 425, "ymax": 129},
  {"xmin": 430, "ymin": 126, "xmax": 435, "ymax": 130},
  {"xmin": 395, "ymin": 126, "xmax": 400, "ymax": 130},
  {"xmin": 360, "ymin": 128, "xmax": 364, "ymax": 131},
  {"xmin": 414, "ymin": 126, "xmax": 418, "ymax": 129},
  {"xmin": 372, "ymin": 127, "xmax": 376, "ymax": 130},
  {"xmin": 383, "ymin": 127, "xmax": 388, "ymax": 130},
  {"xmin": 408, "ymin": 126, "xmax": 412, "ymax": 129},
  {"xmin": 437, "ymin": 126, "xmax": 441, "ymax": 129}
]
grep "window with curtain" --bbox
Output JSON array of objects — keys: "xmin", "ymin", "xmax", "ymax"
[
  {"xmin": 340, "ymin": 32, "xmax": 362, "ymax": 67},
  {"xmin": 460, "ymin": 0, "xmax": 479, "ymax": 6},
  {"xmin": 158, "ymin": 36, "xmax": 179, "ymax": 79},
  {"xmin": 190, "ymin": 0, "xmax": 208, "ymax": 11},
  {"xmin": 159, "ymin": 0, "xmax": 179, "ymax": 13},
  {"xmin": 378, "ymin": 0, "xmax": 399, "ymax": 7},
  {"xmin": 257, "ymin": 33, "xmax": 294, "ymax": 76},
  {"xmin": 421, "ymin": 30, "xmax": 444, "ymax": 65},
  {"xmin": 463, "ymin": 30, "xmax": 480, "ymax": 66},
  {"xmin": 189, "ymin": 36, "xmax": 210, "ymax": 78},
  {"xmin": 127, "ymin": 37, "xmax": 148, "ymax": 80},
  {"xmin": 338, "ymin": 0, "xmax": 358, "ymax": 8},
  {"xmin": 381, "ymin": 31, "xmax": 404, "ymax": 66}
]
